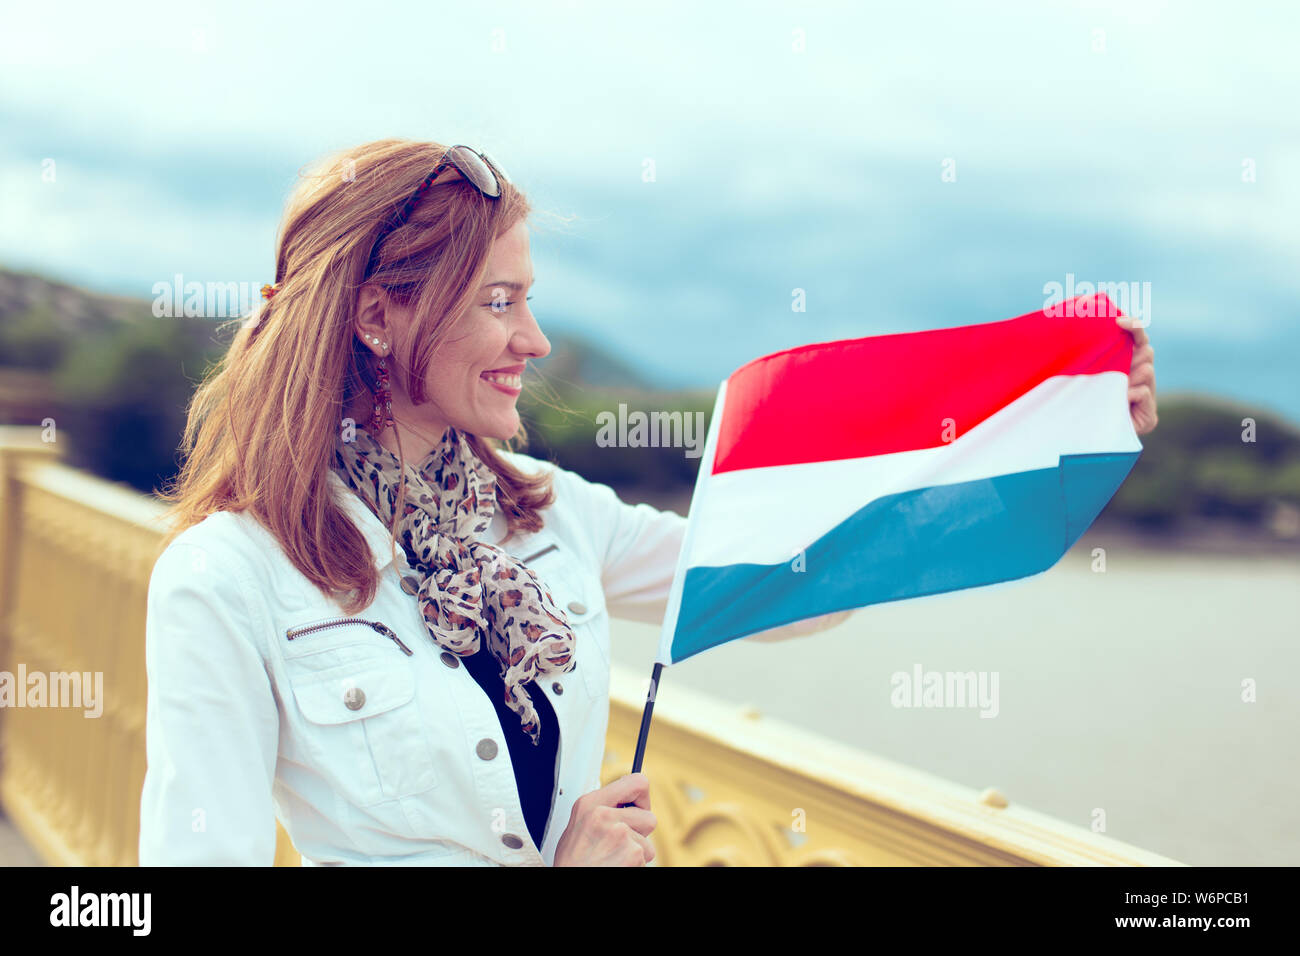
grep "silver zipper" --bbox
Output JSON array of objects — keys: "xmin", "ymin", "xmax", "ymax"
[{"xmin": 284, "ymin": 618, "xmax": 413, "ymax": 656}]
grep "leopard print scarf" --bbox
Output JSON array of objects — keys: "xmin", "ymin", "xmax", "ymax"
[{"xmin": 331, "ymin": 423, "xmax": 576, "ymax": 746}]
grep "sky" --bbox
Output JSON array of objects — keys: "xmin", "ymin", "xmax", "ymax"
[{"xmin": 2, "ymin": 0, "xmax": 1298, "ymax": 418}]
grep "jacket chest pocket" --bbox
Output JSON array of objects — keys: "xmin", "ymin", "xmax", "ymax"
[
  {"xmin": 516, "ymin": 543, "xmax": 610, "ymax": 701},
  {"xmin": 280, "ymin": 618, "xmax": 439, "ymax": 806}
]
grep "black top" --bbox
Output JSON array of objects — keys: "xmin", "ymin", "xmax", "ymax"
[{"xmin": 459, "ymin": 646, "xmax": 560, "ymax": 851}]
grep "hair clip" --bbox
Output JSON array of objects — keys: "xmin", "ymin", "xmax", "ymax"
[{"xmin": 261, "ymin": 283, "xmax": 279, "ymax": 300}]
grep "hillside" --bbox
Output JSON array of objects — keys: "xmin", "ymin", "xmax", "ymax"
[{"xmin": 1, "ymin": 265, "xmax": 1297, "ymax": 550}]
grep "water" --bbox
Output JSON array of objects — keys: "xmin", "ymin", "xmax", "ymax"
[{"xmin": 607, "ymin": 535, "xmax": 1300, "ymax": 866}]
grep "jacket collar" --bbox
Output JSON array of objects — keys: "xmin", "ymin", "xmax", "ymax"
[
  {"xmin": 325, "ymin": 468, "xmax": 511, "ymax": 572},
  {"xmin": 327, "ymin": 469, "xmax": 398, "ymax": 571}
]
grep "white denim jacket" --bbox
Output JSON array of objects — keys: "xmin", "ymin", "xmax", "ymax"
[{"xmin": 138, "ymin": 449, "xmax": 847, "ymax": 866}]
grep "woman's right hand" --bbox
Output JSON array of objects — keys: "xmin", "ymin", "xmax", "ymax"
[{"xmin": 553, "ymin": 772, "xmax": 657, "ymax": 866}]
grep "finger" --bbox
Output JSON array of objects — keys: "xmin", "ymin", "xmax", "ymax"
[
  {"xmin": 1130, "ymin": 343, "xmax": 1154, "ymax": 370},
  {"xmin": 1128, "ymin": 384, "xmax": 1153, "ymax": 405},
  {"xmin": 615, "ymin": 806, "xmax": 658, "ymax": 837},
  {"xmin": 1137, "ymin": 402, "xmax": 1159, "ymax": 434},
  {"xmin": 1129, "ymin": 384, "xmax": 1158, "ymax": 434},
  {"xmin": 1115, "ymin": 312, "xmax": 1146, "ymax": 330},
  {"xmin": 1116, "ymin": 314, "xmax": 1151, "ymax": 348},
  {"xmin": 601, "ymin": 772, "xmax": 651, "ymax": 810},
  {"xmin": 627, "ymin": 830, "xmax": 655, "ymax": 865},
  {"xmin": 1120, "ymin": 323, "xmax": 1151, "ymax": 350},
  {"xmin": 1128, "ymin": 362, "xmax": 1155, "ymax": 390}
]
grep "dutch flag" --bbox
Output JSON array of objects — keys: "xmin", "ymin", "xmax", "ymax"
[{"xmin": 656, "ymin": 293, "xmax": 1143, "ymax": 665}]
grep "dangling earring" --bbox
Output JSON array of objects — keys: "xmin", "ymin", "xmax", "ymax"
[{"xmin": 367, "ymin": 337, "xmax": 394, "ymax": 433}]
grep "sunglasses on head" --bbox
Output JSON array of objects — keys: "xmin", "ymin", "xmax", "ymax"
[{"xmin": 364, "ymin": 144, "xmax": 509, "ymax": 278}]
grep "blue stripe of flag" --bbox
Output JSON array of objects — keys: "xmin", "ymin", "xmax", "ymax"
[{"xmin": 669, "ymin": 451, "xmax": 1140, "ymax": 663}]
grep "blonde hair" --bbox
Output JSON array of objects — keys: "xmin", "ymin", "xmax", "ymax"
[{"xmin": 156, "ymin": 138, "xmax": 554, "ymax": 615}]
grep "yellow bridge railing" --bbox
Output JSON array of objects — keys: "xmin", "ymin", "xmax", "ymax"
[{"xmin": 0, "ymin": 427, "xmax": 1182, "ymax": 866}]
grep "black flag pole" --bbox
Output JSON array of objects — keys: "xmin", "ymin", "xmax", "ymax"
[
  {"xmin": 616, "ymin": 662, "xmax": 662, "ymax": 807},
  {"xmin": 629, "ymin": 662, "xmax": 663, "ymax": 774}
]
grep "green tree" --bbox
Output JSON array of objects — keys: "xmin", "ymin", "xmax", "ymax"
[{"xmin": 0, "ymin": 304, "xmax": 69, "ymax": 370}]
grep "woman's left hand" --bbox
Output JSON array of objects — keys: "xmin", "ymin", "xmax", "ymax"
[{"xmin": 1117, "ymin": 314, "xmax": 1158, "ymax": 435}]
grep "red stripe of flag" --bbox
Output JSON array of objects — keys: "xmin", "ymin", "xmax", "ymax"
[{"xmin": 713, "ymin": 294, "xmax": 1134, "ymax": 475}]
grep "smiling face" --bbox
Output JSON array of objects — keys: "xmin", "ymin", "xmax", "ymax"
[
  {"xmin": 424, "ymin": 219, "xmax": 548, "ymax": 440},
  {"xmin": 351, "ymin": 219, "xmax": 549, "ymax": 459}
]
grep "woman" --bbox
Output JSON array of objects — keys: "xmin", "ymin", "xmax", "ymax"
[
  {"xmin": 138, "ymin": 139, "xmax": 1158, "ymax": 868},
  {"xmin": 139, "ymin": 139, "xmax": 842, "ymax": 868}
]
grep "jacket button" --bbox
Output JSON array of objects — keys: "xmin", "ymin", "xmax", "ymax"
[
  {"xmin": 476, "ymin": 738, "xmax": 498, "ymax": 760},
  {"xmin": 401, "ymin": 575, "xmax": 420, "ymax": 595},
  {"xmin": 567, "ymin": 600, "xmax": 587, "ymax": 615},
  {"xmin": 501, "ymin": 834, "xmax": 523, "ymax": 849},
  {"xmin": 343, "ymin": 687, "xmax": 366, "ymax": 711},
  {"xmin": 551, "ymin": 681, "xmax": 564, "ymax": 695},
  {"xmin": 440, "ymin": 651, "xmax": 460, "ymax": 669}
]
